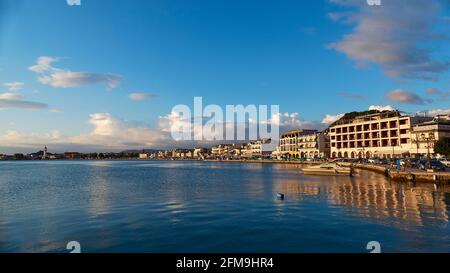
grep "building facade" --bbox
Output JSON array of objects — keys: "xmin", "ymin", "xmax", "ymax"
[
  {"xmin": 411, "ymin": 115, "xmax": 450, "ymax": 156},
  {"xmin": 329, "ymin": 111, "xmax": 433, "ymax": 158},
  {"xmin": 211, "ymin": 144, "xmax": 233, "ymax": 157},
  {"xmin": 278, "ymin": 129, "xmax": 330, "ymax": 158}
]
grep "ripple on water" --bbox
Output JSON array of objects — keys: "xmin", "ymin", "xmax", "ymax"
[{"xmin": 0, "ymin": 160, "xmax": 449, "ymax": 253}]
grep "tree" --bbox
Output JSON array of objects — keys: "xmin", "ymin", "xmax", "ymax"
[{"xmin": 434, "ymin": 138, "xmax": 450, "ymax": 156}]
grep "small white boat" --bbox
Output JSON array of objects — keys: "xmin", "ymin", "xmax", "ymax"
[{"xmin": 302, "ymin": 163, "xmax": 353, "ymax": 176}]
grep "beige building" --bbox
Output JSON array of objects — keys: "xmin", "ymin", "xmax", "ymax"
[
  {"xmin": 411, "ymin": 115, "xmax": 450, "ymax": 156},
  {"xmin": 211, "ymin": 144, "xmax": 233, "ymax": 157},
  {"xmin": 193, "ymin": 148, "xmax": 210, "ymax": 158},
  {"xmin": 329, "ymin": 111, "xmax": 433, "ymax": 158},
  {"xmin": 278, "ymin": 129, "xmax": 330, "ymax": 159}
]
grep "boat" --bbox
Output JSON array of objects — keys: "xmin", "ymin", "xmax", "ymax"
[{"xmin": 302, "ymin": 163, "xmax": 353, "ymax": 176}]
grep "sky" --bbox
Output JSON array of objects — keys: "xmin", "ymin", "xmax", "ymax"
[{"xmin": 0, "ymin": 0, "xmax": 449, "ymax": 153}]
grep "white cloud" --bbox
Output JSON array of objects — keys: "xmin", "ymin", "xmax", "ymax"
[
  {"xmin": 329, "ymin": 0, "xmax": 449, "ymax": 80},
  {"xmin": 0, "ymin": 113, "xmax": 169, "ymax": 152},
  {"xmin": 272, "ymin": 112, "xmax": 326, "ymax": 130},
  {"xmin": 29, "ymin": 56, "xmax": 123, "ymax": 89},
  {"xmin": 0, "ymin": 92, "xmax": 24, "ymax": 100},
  {"xmin": 4, "ymin": 82, "xmax": 24, "ymax": 91},
  {"xmin": 70, "ymin": 113, "xmax": 167, "ymax": 148},
  {"xmin": 50, "ymin": 108, "xmax": 63, "ymax": 113},
  {"xmin": 0, "ymin": 130, "xmax": 64, "ymax": 146},
  {"xmin": 128, "ymin": 93, "xmax": 158, "ymax": 101},
  {"xmin": 321, "ymin": 114, "xmax": 345, "ymax": 125},
  {"xmin": 28, "ymin": 56, "xmax": 58, "ymax": 73},
  {"xmin": 423, "ymin": 109, "xmax": 450, "ymax": 116},
  {"xmin": 368, "ymin": 105, "xmax": 396, "ymax": 111}
]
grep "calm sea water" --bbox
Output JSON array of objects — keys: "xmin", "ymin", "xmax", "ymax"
[{"xmin": 0, "ymin": 160, "xmax": 449, "ymax": 253}]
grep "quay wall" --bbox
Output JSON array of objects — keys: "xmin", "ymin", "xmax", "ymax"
[{"xmin": 205, "ymin": 160, "xmax": 450, "ymax": 184}]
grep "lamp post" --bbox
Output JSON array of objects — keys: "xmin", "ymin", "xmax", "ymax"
[
  {"xmin": 414, "ymin": 134, "xmax": 419, "ymax": 158},
  {"xmin": 421, "ymin": 132, "xmax": 435, "ymax": 169}
]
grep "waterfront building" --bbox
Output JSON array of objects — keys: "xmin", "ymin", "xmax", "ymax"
[
  {"xmin": 171, "ymin": 149, "xmax": 194, "ymax": 158},
  {"xmin": 64, "ymin": 152, "xmax": 81, "ymax": 160},
  {"xmin": 193, "ymin": 148, "xmax": 210, "ymax": 158},
  {"xmin": 239, "ymin": 139, "xmax": 273, "ymax": 158},
  {"xmin": 411, "ymin": 115, "xmax": 450, "ymax": 156},
  {"xmin": 278, "ymin": 129, "xmax": 329, "ymax": 159},
  {"xmin": 329, "ymin": 111, "xmax": 432, "ymax": 158},
  {"xmin": 231, "ymin": 144, "xmax": 246, "ymax": 157},
  {"xmin": 271, "ymin": 146, "xmax": 282, "ymax": 159},
  {"xmin": 14, "ymin": 153, "xmax": 25, "ymax": 160},
  {"xmin": 211, "ymin": 144, "xmax": 233, "ymax": 157}
]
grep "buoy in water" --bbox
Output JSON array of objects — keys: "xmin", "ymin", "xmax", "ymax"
[{"xmin": 277, "ymin": 193, "xmax": 285, "ymax": 200}]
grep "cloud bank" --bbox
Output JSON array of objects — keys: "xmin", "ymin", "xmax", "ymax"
[{"xmin": 329, "ymin": 0, "xmax": 450, "ymax": 80}]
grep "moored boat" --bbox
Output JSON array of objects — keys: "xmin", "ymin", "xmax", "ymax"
[{"xmin": 302, "ymin": 163, "xmax": 353, "ymax": 176}]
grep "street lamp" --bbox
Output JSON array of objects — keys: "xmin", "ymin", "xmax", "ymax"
[
  {"xmin": 421, "ymin": 133, "xmax": 435, "ymax": 169},
  {"xmin": 413, "ymin": 134, "xmax": 420, "ymax": 157}
]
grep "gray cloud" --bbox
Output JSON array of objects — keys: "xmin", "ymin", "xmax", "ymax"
[
  {"xmin": 128, "ymin": 93, "xmax": 159, "ymax": 101},
  {"xmin": 329, "ymin": 0, "xmax": 450, "ymax": 80},
  {"xmin": 385, "ymin": 89, "xmax": 428, "ymax": 105},
  {"xmin": 0, "ymin": 99, "xmax": 48, "ymax": 110},
  {"xmin": 38, "ymin": 70, "xmax": 122, "ymax": 89},
  {"xmin": 29, "ymin": 56, "xmax": 123, "ymax": 89},
  {"xmin": 426, "ymin": 87, "xmax": 450, "ymax": 99},
  {"xmin": 0, "ymin": 92, "xmax": 48, "ymax": 110}
]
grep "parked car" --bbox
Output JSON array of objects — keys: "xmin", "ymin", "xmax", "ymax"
[
  {"xmin": 430, "ymin": 160, "xmax": 447, "ymax": 171},
  {"xmin": 439, "ymin": 157, "xmax": 450, "ymax": 167}
]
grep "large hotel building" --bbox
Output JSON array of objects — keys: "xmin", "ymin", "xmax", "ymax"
[
  {"xmin": 277, "ymin": 129, "xmax": 330, "ymax": 158},
  {"xmin": 328, "ymin": 111, "xmax": 436, "ymax": 158}
]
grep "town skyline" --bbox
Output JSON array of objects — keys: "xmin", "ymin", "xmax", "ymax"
[{"xmin": 1, "ymin": 0, "xmax": 449, "ymax": 153}]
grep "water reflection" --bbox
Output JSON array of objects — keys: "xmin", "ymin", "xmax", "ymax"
[
  {"xmin": 87, "ymin": 166, "xmax": 111, "ymax": 217},
  {"xmin": 273, "ymin": 165, "xmax": 449, "ymax": 229}
]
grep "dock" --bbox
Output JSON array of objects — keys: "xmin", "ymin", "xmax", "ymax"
[{"xmin": 354, "ymin": 164, "xmax": 450, "ymax": 184}]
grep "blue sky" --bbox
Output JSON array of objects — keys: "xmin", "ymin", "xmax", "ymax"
[{"xmin": 0, "ymin": 0, "xmax": 449, "ymax": 152}]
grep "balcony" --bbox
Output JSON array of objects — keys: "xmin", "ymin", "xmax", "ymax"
[{"xmin": 389, "ymin": 121, "xmax": 398, "ymax": 129}]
